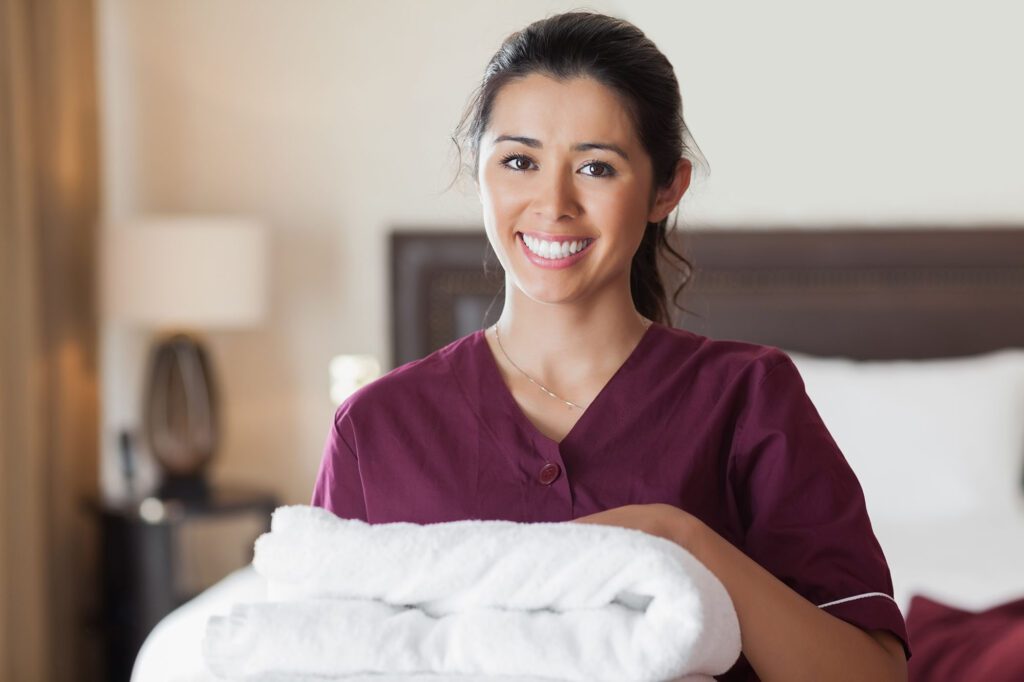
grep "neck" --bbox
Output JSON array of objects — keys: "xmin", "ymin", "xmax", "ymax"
[{"xmin": 492, "ymin": 277, "xmax": 652, "ymax": 391}]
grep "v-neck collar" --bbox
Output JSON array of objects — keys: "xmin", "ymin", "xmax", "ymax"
[{"xmin": 474, "ymin": 320, "xmax": 661, "ymax": 452}]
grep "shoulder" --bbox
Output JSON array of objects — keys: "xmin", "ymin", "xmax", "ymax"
[
  {"xmin": 331, "ymin": 330, "xmax": 478, "ymax": 429},
  {"xmin": 659, "ymin": 324, "xmax": 795, "ymax": 386}
]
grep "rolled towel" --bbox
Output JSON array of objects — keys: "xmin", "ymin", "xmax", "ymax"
[{"xmin": 203, "ymin": 505, "xmax": 741, "ymax": 682}]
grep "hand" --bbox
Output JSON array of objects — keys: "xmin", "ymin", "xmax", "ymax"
[{"xmin": 570, "ymin": 503, "xmax": 699, "ymax": 551}]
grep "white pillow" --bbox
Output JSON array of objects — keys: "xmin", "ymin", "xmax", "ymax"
[{"xmin": 783, "ymin": 347, "xmax": 1024, "ymax": 524}]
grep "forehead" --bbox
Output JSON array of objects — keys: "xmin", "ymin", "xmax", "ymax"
[{"xmin": 485, "ymin": 73, "xmax": 640, "ymax": 149}]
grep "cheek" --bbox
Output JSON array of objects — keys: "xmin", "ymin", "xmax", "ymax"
[
  {"xmin": 478, "ymin": 177, "xmax": 515, "ymax": 268},
  {"xmin": 596, "ymin": 188, "xmax": 641, "ymax": 218},
  {"xmin": 589, "ymin": 185, "xmax": 649, "ymax": 233},
  {"xmin": 482, "ymin": 171, "xmax": 527, "ymax": 215},
  {"xmin": 591, "ymin": 190, "xmax": 653, "ymax": 266},
  {"xmin": 481, "ymin": 180, "xmax": 531, "ymax": 252}
]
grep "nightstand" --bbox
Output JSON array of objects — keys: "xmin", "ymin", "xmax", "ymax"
[{"xmin": 87, "ymin": 484, "xmax": 279, "ymax": 682}]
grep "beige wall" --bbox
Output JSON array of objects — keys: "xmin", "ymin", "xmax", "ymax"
[{"xmin": 95, "ymin": 0, "xmax": 1024, "ymax": 506}]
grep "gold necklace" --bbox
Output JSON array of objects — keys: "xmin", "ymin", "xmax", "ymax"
[{"xmin": 492, "ymin": 316, "xmax": 653, "ymax": 411}]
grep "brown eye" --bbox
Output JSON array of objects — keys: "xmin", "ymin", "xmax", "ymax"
[
  {"xmin": 499, "ymin": 153, "xmax": 536, "ymax": 172},
  {"xmin": 582, "ymin": 161, "xmax": 616, "ymax": 178}
]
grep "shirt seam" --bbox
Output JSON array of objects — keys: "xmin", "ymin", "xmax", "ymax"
[
  {"xmin": 333, "ymin": 406, "xmax": 360, "ymax": 460},
  {"xmin": 331, "ymin": 407, "xmax": 371, "ymax": 519},
  {"xmin": 727, "ymin": 352, "xmax": 793, "ymax": 468}
]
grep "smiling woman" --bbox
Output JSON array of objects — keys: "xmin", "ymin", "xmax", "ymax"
[
  {"xmin": 478, "ymin": 74, "xmax": 675, "ymax": 304},
  {"xmin": 311, "ymin": 10, "xmax": 910, "ymax": 682},
  {"xmin": 446, "ymin": 23, "xmax": 706, "ymax": 449},
  {"xmin": 449, "ymin": 19, "xmax": 709, "ymax": 335}
]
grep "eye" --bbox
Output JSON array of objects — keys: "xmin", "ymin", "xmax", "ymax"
[
  {"xmin": 498, "ymin": 153, "xmax": 618, "ymax": 179},
  {"xmin": 581, "ymin": 160, "xmax": 617, "ymax": 178},
  {"xmin": 498, "ymin": 153, "xmax": 536, "ymax": 172}
]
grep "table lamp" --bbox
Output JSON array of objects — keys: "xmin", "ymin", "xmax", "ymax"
[{"xmin": 104, "ymin": 215, "xmax": 268, "ymax": 501}]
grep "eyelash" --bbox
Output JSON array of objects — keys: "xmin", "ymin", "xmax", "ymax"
[{"xmin": 497, "ymin": 152, "xmax": 617, "ymax": 178}]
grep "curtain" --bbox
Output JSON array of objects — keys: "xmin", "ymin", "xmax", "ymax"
[{"xmin": 0, "ymin": 0, "xmax": 101, "ymax": 680}]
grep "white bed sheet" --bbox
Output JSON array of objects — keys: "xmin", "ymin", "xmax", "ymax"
[
  {"xmin": 131, "ymin": 512, "xmax": 1024, "ymax": 682},
  {"xmin": 132, "ymin": 565, "xmax": 263, "ymax": 682},
  {"xmin": 874, "ymin": 511, "xmax": 1024, "ymax": 614}
]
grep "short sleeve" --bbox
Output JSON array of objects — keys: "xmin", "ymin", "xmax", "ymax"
[
  {"xmin": 310, "ymin": 404, "xmax": 369, "ymax": 521},
  {"xmin": 727, "ymin": 351, "xmax": 912, "ymax": 662}
]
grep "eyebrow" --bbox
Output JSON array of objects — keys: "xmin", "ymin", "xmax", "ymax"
[{"xmin": 493, "ymin": 135, "xmax": 630, "ymax": 162}]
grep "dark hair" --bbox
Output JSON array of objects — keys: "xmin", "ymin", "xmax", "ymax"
[{"xmin": 449, "ymin": 10, "xmax": 708, "ymax": 325}]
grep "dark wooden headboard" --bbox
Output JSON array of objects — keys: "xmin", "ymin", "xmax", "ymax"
[{"xmin": 390, "ymin": 227, "xmax": 1024, "ymax": 369}]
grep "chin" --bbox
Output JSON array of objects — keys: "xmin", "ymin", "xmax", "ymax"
[{"xmin": 511, "ymin": 276, "xmax": 587, "ymax": 306}]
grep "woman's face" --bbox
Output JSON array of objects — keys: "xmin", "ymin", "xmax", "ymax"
[{"xmin": 476, "ymin": 73, "xmax": 687, "ymax": 307}]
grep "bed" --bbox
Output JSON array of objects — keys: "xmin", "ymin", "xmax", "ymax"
[{"xmin": 132, "ymin": 226, "xmax": 1024, "ymax": 681}]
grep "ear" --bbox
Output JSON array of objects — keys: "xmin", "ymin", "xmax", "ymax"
[{"xmin": 647, "ymin": 158, "xmax": 692, "ymax": 224}]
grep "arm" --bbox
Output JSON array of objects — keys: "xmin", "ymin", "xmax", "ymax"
[
  {"xmin": 715, "ymin": 352, "xmax": 908, "ymax": 679},
  {"xmin": 574, "ymin": 504, "xmax": 907, "ymax": 681},
  {"xmin": 677, "ymin": 514, "xmax": 907, "ymax": 682}
]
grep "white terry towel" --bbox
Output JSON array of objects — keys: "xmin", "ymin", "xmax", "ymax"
[{"xmin": 203, "ymin": 505, "xmax": 741, "ymax": 682}]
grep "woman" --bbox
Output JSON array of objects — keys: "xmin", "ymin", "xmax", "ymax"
[{"xmin": 312, "ymin": 11, "xmax": 910, "ymax": 681}]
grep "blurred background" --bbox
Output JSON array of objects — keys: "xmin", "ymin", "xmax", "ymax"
[{"xmin": 1, "ymin": 0, "xmax": 1022, "ymax": 680}]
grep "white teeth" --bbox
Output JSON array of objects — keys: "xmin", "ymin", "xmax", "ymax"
[{"xmin": 522, "ymin": 234, "xmax": 593, "ymax": 260}]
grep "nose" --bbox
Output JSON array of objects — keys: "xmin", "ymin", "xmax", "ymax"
[{"xmin": 532, "ymin": 167, "xmax": 580, "ymax": 222}]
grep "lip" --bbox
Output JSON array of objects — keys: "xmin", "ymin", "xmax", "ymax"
[
  {"xmin": 518, "ymin": 230, "xmax": 595, "ymax": 243},
  {"xmin": 516, "ymin": 231, "xmax": 597, "ymax": 270}
]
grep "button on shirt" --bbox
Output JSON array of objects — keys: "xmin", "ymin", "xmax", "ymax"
[{"xmin": 311, "ymin": 321, "xmax": 911, "ymax": 680}]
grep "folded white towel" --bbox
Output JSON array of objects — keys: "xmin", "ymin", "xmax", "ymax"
[{"xmin": 203, "ymin": 505, "xmax": 741, "ymax": 682}]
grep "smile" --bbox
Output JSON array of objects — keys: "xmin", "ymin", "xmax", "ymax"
[{"xmin": 516, "ymin": 231, "xmax": 597, "ymax": 269}]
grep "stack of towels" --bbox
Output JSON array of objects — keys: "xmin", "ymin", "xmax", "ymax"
[{"xmin": 202, "ymin": 505, "xmax": 741, "ymax": 681}]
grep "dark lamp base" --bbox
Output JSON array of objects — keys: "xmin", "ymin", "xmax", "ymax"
[{"xmin": 156, "ymin": 474, "xmax": 210, "ymax": 502}]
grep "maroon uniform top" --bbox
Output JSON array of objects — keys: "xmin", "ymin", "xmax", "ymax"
[{"xmin": 312, "ymin": 321, "xmax": 911, "ymax": 680}]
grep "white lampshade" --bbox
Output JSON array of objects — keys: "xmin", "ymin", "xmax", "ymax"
[
  {"xmin": 104, "ymin": 215, "xmax": 268, "ymax": 330},
  {"xmin": 329, "ymin": 354, "xmax": 382, "ymax": 405}
]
